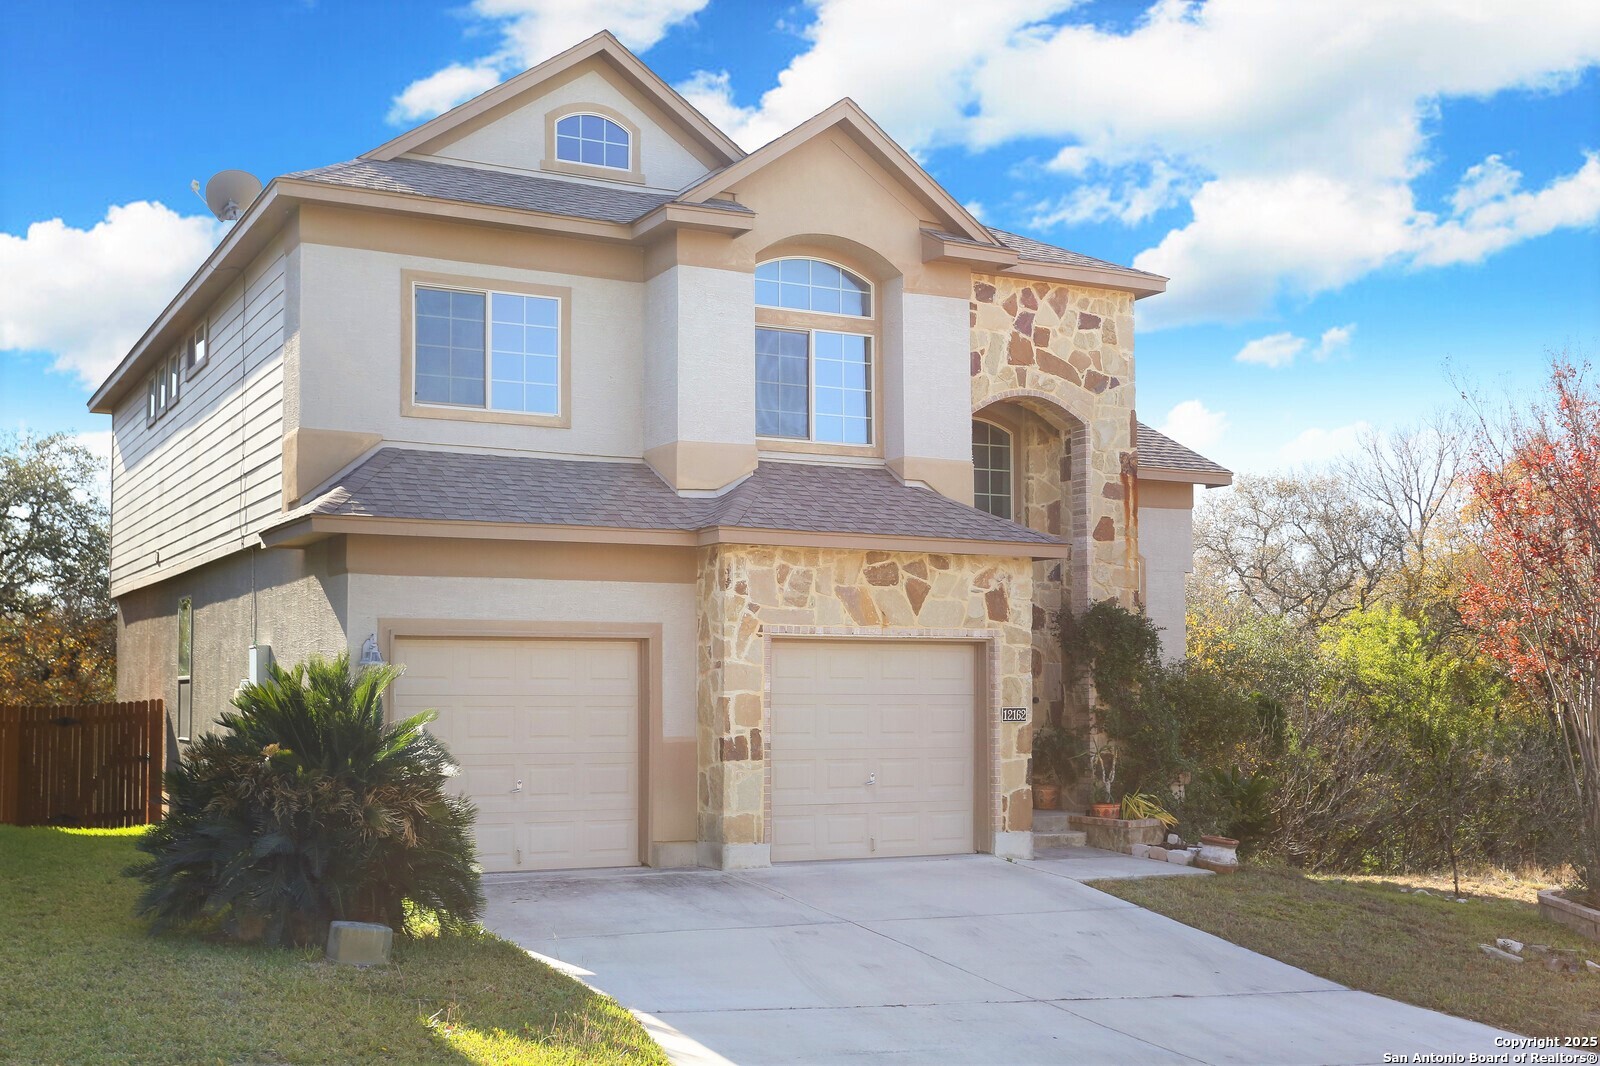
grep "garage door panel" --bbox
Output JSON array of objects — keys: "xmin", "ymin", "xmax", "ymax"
[
  {"xmin": 771, "ymin": 641, "xmax": 977, "ymax": 863},
  {"xmin": 392, "ymin": 637, "xmax": 640, "ymax": 873}
]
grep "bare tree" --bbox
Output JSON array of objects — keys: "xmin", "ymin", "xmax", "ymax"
[
  {"xmin": 1193, "ymin": 473, "xmax": 1400, "ymax": 630},
  {"xmin": 1338, "ymin": 415, "xmax": 1466, "ymax": 622}
]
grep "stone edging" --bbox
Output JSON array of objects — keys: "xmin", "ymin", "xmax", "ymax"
[{"xmin": 1538, "ymin": 888, "xmax": 1600, "ymax": 942}]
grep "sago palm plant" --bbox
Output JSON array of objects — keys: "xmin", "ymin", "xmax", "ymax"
[{"xmin": 128, "ymin": 654, "xmax": 482, "ymax": 946}]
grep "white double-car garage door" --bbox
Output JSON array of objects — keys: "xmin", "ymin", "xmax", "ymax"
[{"xmin": 392, "ymin": 635, "xmax": 979, "ymax": 872}]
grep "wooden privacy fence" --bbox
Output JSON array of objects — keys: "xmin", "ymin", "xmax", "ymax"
[{"xmin": 0, "ymin": 701, "xmax": 164, "ymax": 827}]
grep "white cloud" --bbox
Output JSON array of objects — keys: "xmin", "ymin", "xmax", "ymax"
[
  {"xmin": 675, "ymin": 0, "xmax": 1073, "ymax": 151},
  {"xmin": 1314, "ymin": 323, "xmax": 1354, "ymax": 360},
  {"xmin": 388, "ymin": 0, "xmax": 710, "ymax": 123},
  {"xmin": 1158, "ymin": 399, "xmax": 1229, "ymax": 452},
  {"xmin": 1278, "ymin": 421, "xmax": 1371, "ymax": 467},
  {"xmin": 71, "ymin": 430, "xmax": 113, "ymax": 503},
  {"xmin": 1413, "ymin": 150, "xmax": 1600, "ymax": 267},
  {"xmin": 1235, "ymin": 332, "xmax": 1306, "ymax": 369},
  {"xmin": 1233, "ymin": 322, "xmax": 1356, "ymax": 368},
  {"xmin": 0, "ymin": 202, "xmax": 222, "ymax": 389},
  {"xmin": 1029, "ymin": 159, "xmax": 1194, "ymax": 227},
  {"xmin": 388, "ymin": 64, "xmax": 502, "ymax": 124},
  {"xmin": 669, "ymin": 0, "xmax": 1600, "ymax": 325}
]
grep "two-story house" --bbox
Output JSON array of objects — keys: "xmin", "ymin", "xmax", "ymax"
[{"xmin": 91, "ymin": 32, "xmax": 1229, "ymax": 873}]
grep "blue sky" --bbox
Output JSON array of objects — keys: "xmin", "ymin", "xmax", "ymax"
[{"xmin": 3, "ymin": 0, "xmax": 1598, "ymax": 475}]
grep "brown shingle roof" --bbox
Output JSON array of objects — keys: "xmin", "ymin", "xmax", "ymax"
[
  {"xmin": 274, "ymin": 448, "xmax": 1062, "ymax": 549},
  {"xmin": 282, "ymin": 158, "xmax": 754, "ymax": 224},
  {"xmin": 1136, "ymin": 422, "xmax": 1232, "ymax": 480},
  {"xmin": 924, "ymin": 226, "xmax": 1164, "ymax": 281}
]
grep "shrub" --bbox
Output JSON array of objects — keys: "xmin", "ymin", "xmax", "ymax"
[{"xmin": 128, "ymin": 654, "xmax": 482, "ymax": 946}]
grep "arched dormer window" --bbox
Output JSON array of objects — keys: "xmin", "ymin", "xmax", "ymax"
[
  {"xmin": 754, "ymin": 257, "xmax": 876, "ymax": 446},
  {"xmin": 973, "ymin": 419, "xmax": 1015, "ymax": 520},
  {"xmin": 756, "ymin": 258, "xmax": 872, "ymax": 317},
  {"xmin": 554, "ymin": 112, "xmax": 631, "ymax": 171}
]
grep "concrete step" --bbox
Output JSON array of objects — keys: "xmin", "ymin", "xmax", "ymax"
[
  {"xmin": 1032, "ymin": 809, "xmax": 1077, "ymax": 832},
  {"xmin": 1033, "ymin": 830, "xmax": 1088, "ymax": 849}
]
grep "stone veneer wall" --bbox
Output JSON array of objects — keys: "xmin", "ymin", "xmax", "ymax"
[
  {"xmin": 970, "ymin": 274, "xmax": 1141, "ymax": 610},
  {"xmin": 696, "ymin": 545, "xmax": 1035, "ymax": 861},
  {"xmin": 1019, "ymin": 417, "xmax": 1071, "ymax": 727}
]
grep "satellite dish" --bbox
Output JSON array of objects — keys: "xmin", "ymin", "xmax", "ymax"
[{"xmin": 203, "ymin": 170, "xmax": 262, "ymax": 222}]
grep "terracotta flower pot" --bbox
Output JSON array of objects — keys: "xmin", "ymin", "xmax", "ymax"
[
  {"xmin": 1090, "ymin": 802, "xmax": 1122, "ymax": 819},
  {"xmin": 1032, "ymin": 783, "xmax": 1061, "ymax": 810}
]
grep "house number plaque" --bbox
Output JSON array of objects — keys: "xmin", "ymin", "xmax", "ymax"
[{"xmin": 1001, "ymin": 707, "xmax": 1028, "ymax": 723}]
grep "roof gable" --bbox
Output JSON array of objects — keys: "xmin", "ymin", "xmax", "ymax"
[
  {"xmin": 364, "ymin": 32, "xmax": 744, "ymax": 175},
  {"xmin": 677, "ymin": 99, "xmax": 992, "ymax": 244}
]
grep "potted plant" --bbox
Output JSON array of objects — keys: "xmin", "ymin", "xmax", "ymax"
[
  {"xmin": 1031, "ymin": 725, "xmax": 1070, "ymax": 810},
  {"xmin": 1086, "ymin": 740, "xmax": 1120, "ymax": 818}
]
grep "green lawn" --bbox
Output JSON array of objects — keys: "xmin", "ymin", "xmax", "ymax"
[
  {"xmin": 1091, "ymin": 864, "xmax": 1600, "ymax": 1038},
  {"xmin": 0, "ymin": 826, "xmax": 667, "ymax": 1065}
]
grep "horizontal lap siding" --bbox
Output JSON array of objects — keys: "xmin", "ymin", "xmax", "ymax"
[{"xmin": 111, "ymin": 244, "xmax": 289, "ymax": 589}]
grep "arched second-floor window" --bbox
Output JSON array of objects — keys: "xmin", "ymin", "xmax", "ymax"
[
  {"xmin": 973, "ymin": 419, "xmax": 1014, "ymax": 520},
  {"xmin": 554, "ymin": 113, "xmax": 630, "ymax": 170},
  {"xmin": 756, "ymin": 258, "xmax": 871, "ymax": 317},
  {"xmin": 754, "ymin": 258, "xmax": 875, "ymax": 446}
]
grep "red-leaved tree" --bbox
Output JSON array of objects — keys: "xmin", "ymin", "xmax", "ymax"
[{"xmin": 1459, "ymin": 358, "xmax": 1600, "ymax": 894}]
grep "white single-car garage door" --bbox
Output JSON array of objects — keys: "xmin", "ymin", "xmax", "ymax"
[
  {"xmin": 770, "ymin": 640, "xmax": 977, "ymax": 862},
  {"xmin": 391, "ymin": 637, "xmax": 639, "ymax": 873}
]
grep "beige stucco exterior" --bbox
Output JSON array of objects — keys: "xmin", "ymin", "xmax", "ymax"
[{"xmin": 97, "ymin": 31, "xmax": 1218, "ymax": 872}]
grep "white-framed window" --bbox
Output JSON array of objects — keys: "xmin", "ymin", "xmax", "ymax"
[
  {"xmin": 972, "ymin": 419, "xmax": 1015, "ymax": 520},
  {"xmin": 756, "ymin": 327, "xmax": 872, "ymax": 445},
  {"xmin": 184, "ymin": 322, "xmax": 208, "ymax": 377},
  {"xmin": 413, "ymin": 284, "xmax": 561, "ymax": 416},
  {"xmin": 554, "ymin": 113, "xmax": 630, "ymax": 170},
  {"xmin": 756, "ymin": 258, "xmax": 872, "ymax": 317},
  {"xmin": 166, "ymin": 351, "xmax": 182, "ymax": 410},
  {"xmin": 146, "ymin": 373, "xmax": 160, "ymax": 426}
]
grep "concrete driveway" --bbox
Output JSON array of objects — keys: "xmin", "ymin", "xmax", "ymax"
[{"xmin": 484, "ymin": 851, "xmax": 1518, "ymax": 1065}]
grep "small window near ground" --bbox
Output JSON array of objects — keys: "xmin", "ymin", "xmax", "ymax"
[
  {"xmin": 176, "ymin": 598, "xmax": 193, "ymax": 743},
  {"xmin": 973, "ymin": 420, "xmax": 1014, "ymax": 520},
  {"xmin": 555, "ymin": 113, "xmax": 630, "ymax": 170}
]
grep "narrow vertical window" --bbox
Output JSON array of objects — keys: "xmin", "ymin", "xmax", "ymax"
[
  {"xmin": 176, "ymin": 598, "xmax": 193, "ymax": 743},
  {"xmin": 184, "ymin": 323, "xmax": 208, "ymax": 375},
  {"xmin": 973, "ymin": 420, "xmax": 1014, "ymax": 520}
]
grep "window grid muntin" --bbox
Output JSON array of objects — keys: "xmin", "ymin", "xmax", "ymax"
[
  {"xmin": 972, "ymin": 419, "xmax": 1014, "ymax": 520},
  {"xmin": 489, "ymin": 292, "xmax": 561, "ymax": 415},
  {"xmin": 555, "ymin": 113, "xmax": 631, "ymax": 171},
  {"xmin": 812, "ymin": 331, "xmax": 871, "ymax": 444},
  {"xmin": 415, "ymin": 287, "xmax": 486, "ymax": 407},
  {"xmin": 755, "ymin": 327, "xmax": 810, "ymax": 439},
  {"xmin": 414, "ymin": 284, "xmax": 562, "ymax": 417},
  {"xmin": 755, "ymin": 258, "xmax": 871, "ymax": 318},
  {"xmin": 755, "ymin": 326, "xmax": 872, "ymax": 445}
]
